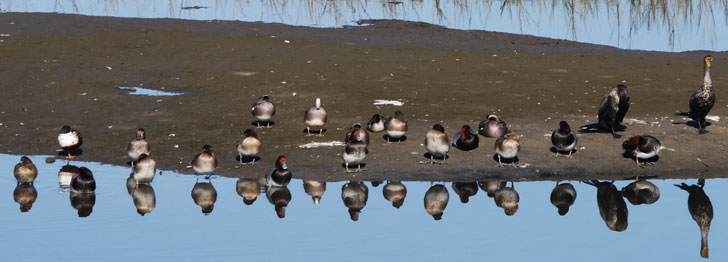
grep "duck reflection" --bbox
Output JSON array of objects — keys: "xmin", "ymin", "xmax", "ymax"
[
  {"xmin": 132, "ymin": 184, "xmax": 156, "ymax": 216},
  {"xmin": 550, "ymin": 182, "xmax": 577, "ymax": 216},
  {"xmin": 494, "ymin": 182, "xmax": 519, "ymax": 216},
  {"xmin": 237, "ymin": 178, "xmax": 265, "ymax": 205},
  {"xmin": 424, "ymin": 184, "xmax": 449, "ymax": 220},
  {"xmin": 342, "ymin": 181, "xmax": 368, "ymax": 221},
  {"xmin": 478, "ymin": 180, "xmax": 506, "ymax": 198},
  {"xmin": 266, "ymin": 186, "xmax": 292, "ymax": 219},
  {"xmin": 622, "ymin": 179, "xmax": 660, "ymax": 205},
  {"xmin": 383, "ymin": 181, "xmax": 407, "ymax": 208},
  {"xmin": 452, "ymin": 182, "xmax": 478, "ymax": 203},
  {"xmin": 191, "ymin": 179, "xmax": 218, "ymax": 215},
  {"xmin": 58, "ymin": 164, "xmax": 80, "ymax": 190},
  {"xmin": 70, "ymin": 191, "xmax": 95, "ymax": 217},
  {"xmin": 14, "ymin": 183, "xmax": 37, "ymax": 212},
  {"xmin": 676, "ymin": 179, "xmax": 713, "ymax": 258},
  {"xmin": 585, "ymin": 180, "xmax": 628, "ymax": 232},
  {"xmin": 303, "ymin": 180, "xmax": 326, "ymax": 205}
]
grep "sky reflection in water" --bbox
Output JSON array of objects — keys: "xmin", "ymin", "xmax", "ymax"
[{"xmin": 2, "ymin": 154, "xmax": 726, "ymax": 260}]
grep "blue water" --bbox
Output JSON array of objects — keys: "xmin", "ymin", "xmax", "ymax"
[
  {"xmin": 1, "ymin": 154, "xmax": 724, "ymax": 260},
  {"xmin": 118, "ymin": 86, "xmax": 186, "ymax": 96},
  {"xmin": 1, "ymin": 0, "xmax": 726, "ymax": 52}
]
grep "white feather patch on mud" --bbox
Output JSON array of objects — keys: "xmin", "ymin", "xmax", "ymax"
[
  {"xmin": 373, "ymin": 99, "xmax": 404, "ymax": 106},
  {"xmin": 298, "ymin": 141, "xmax": 346, "ymax": 148},
  {"xmin": 706, "ymin": 115, "xmax": 720, "ymax": 122}
]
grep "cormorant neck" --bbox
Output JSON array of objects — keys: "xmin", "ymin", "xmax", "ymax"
[{"xmin": 704, "ymin": 66, "xmax": 712, "ymax": 88}]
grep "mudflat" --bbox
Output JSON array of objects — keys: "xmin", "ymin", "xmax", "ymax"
[{"xmin": 0, "ymin": 13, "xmax": 725, "ymax": 181}]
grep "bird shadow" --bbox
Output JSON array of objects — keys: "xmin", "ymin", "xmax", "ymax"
[
  {"xmin": 579, "ymin": 123, "xmax": 625, "ymax": 138},
  {"xmin": 302, "ymin": 128, "xmax": 326, "ymax": 135},
  {"xmin": 58, "ymin": 148, "xmax": 83, "ymax": 157},
  {"xmin": 673, "ymin": 112, "xmax": 711, "ymax": 130},
  {"xmin": 383, "ymin": 135, "xmax": 407, "ymax": 142},
  {"xmin": 549, "ymin": 147, "xmax": 577, "ymax": 155},
  {"xmin": 423, "ymin": 152, "xmax": 449, "ymax": 160},
  {"xmin": 492, "ymin": 154, "xmax": 519, "ymax": 164},
  {"xmin": 251, "ymin": 120, "xmax": 275, "ymax": 127},
  {"xmin": 236, "ymin": 155, "xmax": 261, "ymax": 164},
  {"xmin": 621, "ymin": 151, "xmax": 660, "ymax": 164},
  {"xmin": 341, "ymin": 163, "xmax": 366, "ymax": 169}
]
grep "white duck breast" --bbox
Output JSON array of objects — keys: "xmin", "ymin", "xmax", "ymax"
[
  {"xmin": 58, "ymin": 132, "xmax": 79, "ymax": 148},
  {"xmin": 343, "ymin": 144, "xmax": 368, "ymax": 165},
  {"xmin": 496, "ymin": 140, "xmax": 519, "ymax": 158},
  {"xmin": 133, "ymin": 158, "xmax": 157, "ymax": 183},
  {"xmin": 193, "ymin": 155, "xmax": 216, "ymax": 174},
  {"xmin": 127, "ymin": 140, "xmax": 150, "ymax": 161},
  {"xmin": 425, "ymin": 130, "xmax": 449, "ymax": 157},
  {"xmin": 238, "ymin": 137, "xmax": 261, "ymax": 156}
]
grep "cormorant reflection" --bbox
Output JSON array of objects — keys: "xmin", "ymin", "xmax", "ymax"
[
  {"xmin": 585, "ymin": 180, "xmax": 628, "ymax": 232},
  {"xmin": 237, "ymin": 178, "xmax": 265, "ymax": 205},
  {"xmin": 494, "ymin": 182, "xmax": 519, "ymax": 216},
  {"xmin": 622, "ymin": 179, "xmax": 660, "ymax": 205},
  {"xmin": 383, "ymin": 181, "xmax": 407, "ymax": 208},
  {"xmin": 676, "ymin": 179, "xmax": 713, "ymax": 258},
  {"xmin": 191, "ymin": 179, "xmax": 217, "ymax": 215},
  {"xmin": 14, "ymin": 183, "xmax": 37, "ymax": 212},
  {"xmin": 452, "ymin": 182, "xmax": 478, "ymax": 203},
  {"xmin": 303, "ymin": 180, "xmax": 326, "ymax": 205},
  {"xmin": 424, "ymin": 184, "xmax": 449, "ymax": 220},
  {"xmin": 266, "ymin": 186, "xmax": 291, "ymax": 219},
  {"xmin": 342, "ymin": 181, "xmax": 368, "ymax": 221},
  {"xmin": 550, "ymin": 182, "xmax": 576, "ymax": 216},
  {"xmin": 478, "ymin": 180, "xmax": 506, "ymax": 198}
]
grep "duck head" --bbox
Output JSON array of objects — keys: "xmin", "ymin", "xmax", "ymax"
[
  {"xmin": 136, "ymin": 128, "xmax": 146, "ymax": 140},
  {"xmin": 504, "ymin": 130, "xmax": 519, "ymax": 141},
  {"xmin": 559, "ymin": 121, "xmax": 571, "ymax": 133},
  {"xmin": 349, "ymin": 208, "xmax": 360, "ymax": 221},
  {"xmin": 370, "ymin": 114, "xmax": 382, "ymax": 123},
  {"xmin": 432, "ymin": 124, "xmax": 445, "ymax": 133},
  {"xmin": 276, "ymin": 155, "xmax": 288, "ymax": 170},
  {"xmin": 60, "ymin": 125, "xmax": 72, "ymax": 133},
  {"xmin": 20, "ymin": 156, "xmax": 32, "ymax": 164},
  {"xmin": 557, "ymin": 204, "xmax": 570, "ymax": 216},
  {"xmin": 459, "ymin": 125, "xmax": 472, "ymax": 141},
  {"xmin": 393, "ymin": 110, "xmax": 406, "ymax": 121},
  {"xmin": 243, "ymin": 196, "xmax": 257, "ymax": 205},
  {"xmin": 487, "ymin": 115, "xmax": 499, "ymax": 122},
  {"xmin": 138, "ymin": 153, "xmax": 149, "ymax": 161},
  {"xmin": 349, "ymin": 129, "xmax": 363, "ymax": 143},
  {"xmin": 622, "ymin": 136, "xmax": 640, "ymax": 151},
  {"xmin": 79, "ymin": 167, "xmax": 93, "ymax": 177},
  {"xmin": 202, "ymin": 145, "xmax": 215, "ymax": 156},
  {"xmin": 504, "ymin": 205, "xmax": 519, "ymax": 216},
  {"xmin": 243, "ymin": 129, "xmax": 258, "ymax": 138}
]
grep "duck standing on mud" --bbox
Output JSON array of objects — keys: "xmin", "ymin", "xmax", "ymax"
[
  {"xmin": 597, "ymin": 84, "xmax": 630, "ymax": 138},
  {"xmin": 343, "ymin": 129, "xmax": 368, "ymax": 172},
  {"xmin": 495, "ymin": 130, "xmax": 520, "ymax": 167},
  {"xmin": 424, "ymin": 124, "xmax": 449, "ymax": 164},
  {"xmin": 551, "ymin": 121, "xmax": 577, "ymax": 157},
  {"xmin": 688, "ymin": 55, "xmax": 715, "ymax": 134},
  {"xmin": 622, "ymin": 135, "xmax": 661, "ymax": 167},
  {"xmin": 367, "ymin": 114, "xmax": 385, "ymax": 133},
  {"xmin": 252, "ymin": 95, "xmax": 276, "ymax": 127},
  {"xmin": 191, "ymin": 145, "xmax": 217, "ymax": 178},
  {"xmin": 127, "ymin": 128, "xmax": 150, "ymax": 166},
  {"xmin": 58, "ymin": 125, "xmax": 83, "ymax": 158},
  {"xmin": 266, "ymin": 155, "xmax": 292, "ymax": 187},
  {"xmin": 236, "ymin": 129, "xmax": 261, "ymax": 164},
  {"xmin": 304, "ymin": 98, "xmax": 327, "ymax": 135},
  {"xmin": 384, "ymin": 110, "xmax": 407, "ymax": 142},
  {"xmin": 479, "ymin": 115, "xmax": 507, "ymax": 138},
  {"xmin": 453, "ymin": 125, "xmax": 479, "ymax": 151}
]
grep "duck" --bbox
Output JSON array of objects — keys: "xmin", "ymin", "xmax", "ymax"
[
  {"xmin": 479, "ymin": 180, "xmax": 506, "ymax": 198},
  {"xmin": 132, "ymin": 153, "xmax": 156, "ymax": 184},
  {"xmin": 70, "ymin": 191, "xmax": 96, "ymax": 217},
  {"xmin": 689, "ymin": 55, "xmax": 715, "ymax": 134},
  {"xmin": 251, "ymin": 95, "xmax": 276, "ymax": 127},
  {"xmin": 551, "ymin": 121, "xmax": 577, "ymax": 157},
  {"xmin": 236, "ymin": 178, "xmax": 264, "ymax": 205},
  {"xmin": 452, "ymin": 182, "xmax": 478, "ymax": 203},
  {"xmin": 266, "ymin": 185, "xmax": 292, "ymax": 218},
  {"xmin": 424, "ymin": 124, "xmax": 450, "ymax": 163},
  {"xmin": 14, "ymin": 183, "xmax": 37, "ymax": 212},
  {"xmin": 304, "ymin": 180, "xmax": 326, "ymax": 205},
  {"xmin": 495, "ymin": 130, "xmax": 520, "ymax": 167},
  {"xmin": 597, "ymin": 84, "xmax": 630, "ymax": 137},
  {"xmin": 236, "ymin": 129, "xmax": 261, "ymax": 164},
  {"xmin": 424, "ymin": 184, "xmax": 449, "ymax": 220},
  {"xmin": 622, "ymin": 179, "xmax": 660, "ymax": 205},
  {"xmin": 58, "ymin": 125, "xmax": 83, "ymax": 158},
  {"xmin": 622, "ymin": 135, "xmax": 661, "ymax": 166},
  {"xmin": 345, "ymin": 123, "xmax": 370, "ymax": 145},
  {"xmin": 342, "ymin": 181, "xmax": 369, "ymax": 221},
  {"xmin": 676, "ymin": 180, "xmax": 713, "ymax": 258},
  {"xmin": 343, "ymin": 128, "xmax": 368, "ymax": 172},
  {"xmin": 132, "ymin": 184, "xmax": 156, "ymax": 216},
  {"xmin": 14, "ymin": 156, "xmax": 37, "ymax": 184},
  {"xmin": 71, "ymin": 167, "xmax": 96, "ymax": 193},
  {"xmin": 383, "ymin": 181, "xmax": 407, "ymax": 208},
  {"xmin": 550, "ymin": 182, "xmax": 577, "ymax": 216},
  {"xmin": 266, "ymin": 155, "xmax": 292, "ymax": 187},
  {"xmin": 191, "ymin": 180, "xmax": 218, "ymax": 215},
  {"xmin": 191, "ymin": 145, "xmax": 217, "ymax": 176},
  {"xmin": 478, "ymin": 115, "xmax": 507, "ymax": 138},
  {"xmin": 453, "ymin": 125, "xmax": 479, "ymax": 151},
  {"xmin": 585, "ymin": 180, "xmax": 628, "ymax": 232},
  {"xmin": 304, "ymin": 97, "xmax": 327, "ymax": 135},
  {"xmin": 127, "ymin": 128, "xmax": 150, "ymax": 166},
  {"xmin": 367, "ymin": 114, "xmax": 386, "ymax": 133},
  {"xmin": 384, "ymin": 110, "xmax": 407, "ymax": 142},
  {"xmin": 58, "ymin": 164, "xmax": 80, "ymax": 189},
  {"xmin": 494, "ymin": 182, "xmax": 519, "ymax": 216}
]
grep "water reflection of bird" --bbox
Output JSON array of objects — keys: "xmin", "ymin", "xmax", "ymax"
[
  {"xmin": 494, "ymin": 182, "xmax": 519, "ymax": 216},
  {"xmin": 132, "ymin": 184, "xmax": 156, "ymax": 216},
  {"xmin": 676, "ymin": 179, "xmax": 713, "ymax": 258},
  {"xmin": 495, "ymin": 130, "xmax": 520, "ymax": 167},
  {"xmin": 597, "ymin": 84, "xmax": 630, "ymax": 138},
  {"xmin": 14, "ymin": 183, "xmax": 37, "ymax": 212},
  {"xmin": 304, "ymin": 98, "xmax": 327, "ymax": 135},
  {"xmin": 453, "ymin": 125, "xmax": 479, "ymax": 151},
  {"xmin": 688, "ymin": 55, "xmax": 715, "ymax": 134},
  {"xmin": 191, "ymin": 180, "xmax": 217, "ymax": 215},
  {"xmin": 342, "ymin": 181, "xmax": 369, "ymax": 221},
  {"xmin": 14, "ymin": 156, "xmax": 37, "ymax": 184},
  {"xmin": 478, "ymin": 115, "xmax": 507, "ymax": 138},
  {"xmin": 71, "ymin": 167, "xmax": 96, "ymax": 193},
  {"xmin": 425, "ymin": 124, "xmax": 449, "ymax": 163},
  {"xmin": 58, "ymin": 125, "xmax": 83, "ymax": 158},
  {"xmin": 550, "ymin": 182, "xmax": 576, "ymax": 216},
  {"xmin": 266, "ymin": 186, "xmax": 291, "ymax": 219},
  {"xmin": 452, "ymin": 182, "xmax": 478, "ymax": 204},
  {"xmin": 237, "ymin": 178, "xmax": 265, "ymax": 205},
  {"xmin": 385, "ymin": 110, "xmax": 407, "ymax": 142},
  {"xmin": 237, "ymin": 129, "xmax": 261, "ymax": 165},
  {"xmin": 132, "ymin": 153, "xmax": 156, "ymax": 184},
  {"xmin": 424, "ymin": 184, "xmax": 449, "ymax": 220},
  {"xmin": 266, "ymin": 155, "xmax": 292, "ymax": 187},
  {"xmin": 622, "ymin": 135, "xmax": 661, "ymax": 167},
  {"xmin": 252, "ymin": 95, "xmax": 276, "ymax": 127},
  {"xmin": 343, "ymin": 129, "xmax": 368, "ymax": 172},
  {"xmin": 622, "ymin": 179, "xmax": 660, "ymax": 205},
  {"xmin": 585, "ymin": 180, "xmax": 628, "ymax": 232},
  {"xmin": 192, "ymin": 145, "xmax": 217, "ymax": 177},
  {"xmin": 127, "ymin": 128, "xmax": 150, "ymax": 166},
  {"xmin": 551, "ymin": 121, "xmax": 577, "ymax": 157},
  {"xmin": 479, "ymin": 180, "xmax": 506, "ymax": 198},
  {"xmin": 383, "ymin": 181, "xmax": 407, "ymax": 208},
  {"xmin": 367, "ymin": 114, "xmax": 385, "ymax": 133},
  {"xmin": 58, "ymin": 164, "xmax": 80, "ymax": 190},
  {"xmin": 70, "ymin": 191, "xmax": 95, "ymax": 217},
  {"xmin": 303, "ymin": 180, "xmax": 326, "ymax": 205}
]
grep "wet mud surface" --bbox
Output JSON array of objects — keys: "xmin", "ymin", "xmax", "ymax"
[{"xmin": 0, "ymin": 13, "xmax": 726, "ymax": 181}]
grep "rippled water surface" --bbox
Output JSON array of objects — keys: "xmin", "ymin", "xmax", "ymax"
[
  {"xmin": 2, "ymin": 154, "xmax": 727, "ymax": 260},
  {"xmin": 1, "ymin": 0, "xmax": 727, "ymax": 52}
]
